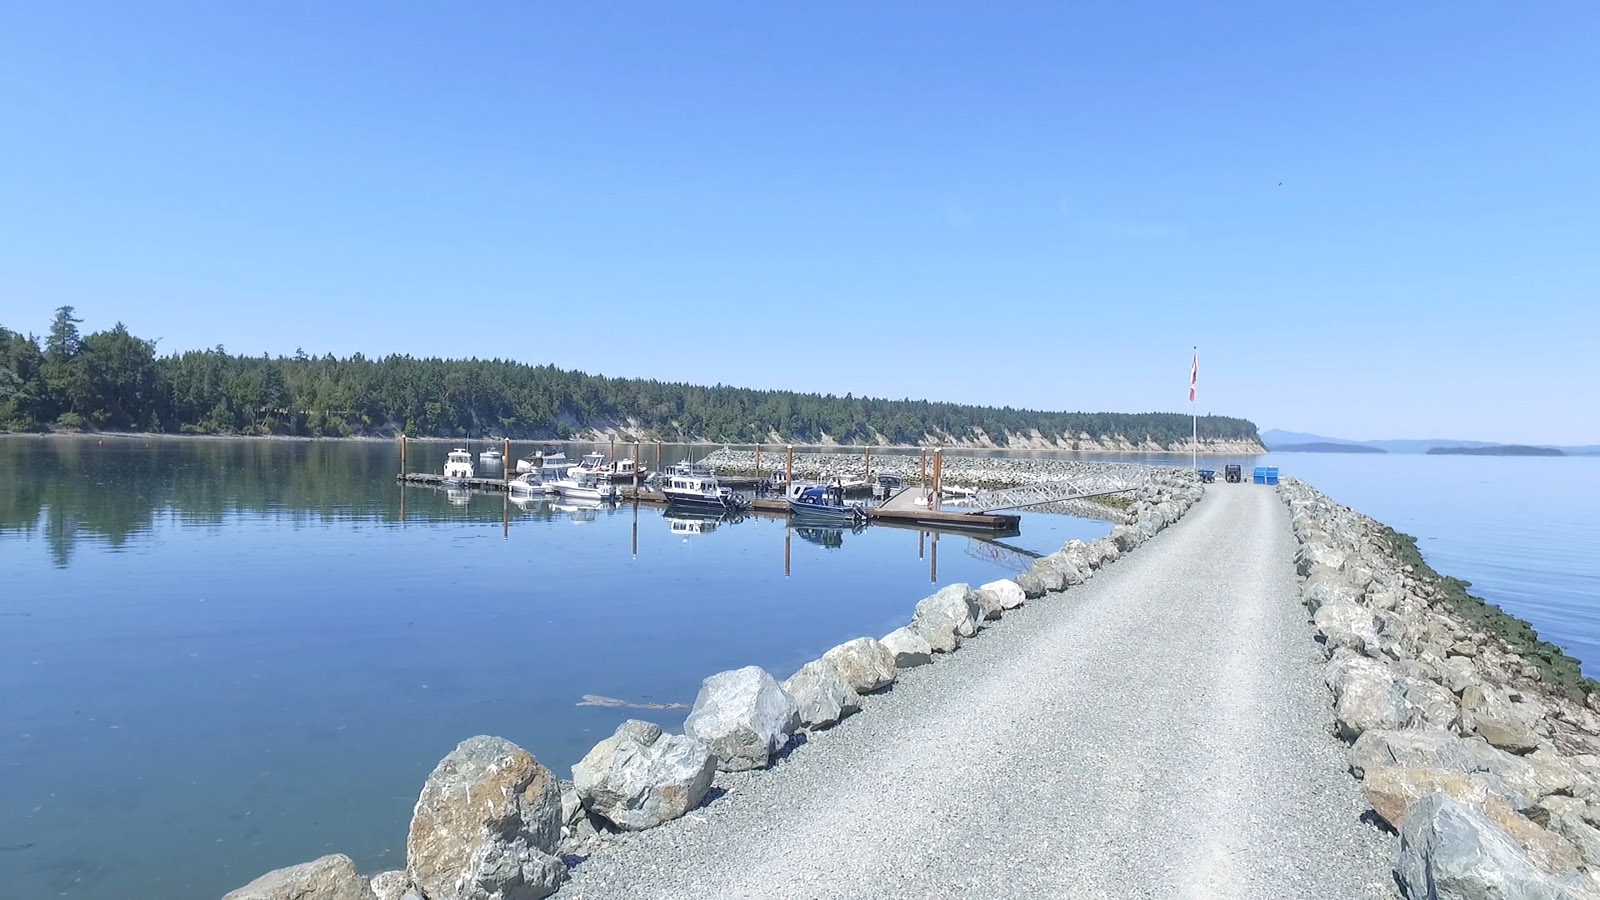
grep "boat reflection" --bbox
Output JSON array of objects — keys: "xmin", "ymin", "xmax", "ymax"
[
  {"xmin": 663, "ymin": 507, "xmax": 746, "ymax": 536},
  {"xmin": 791, "ymin": 524, "xmax": 867, "ymax": 549}
]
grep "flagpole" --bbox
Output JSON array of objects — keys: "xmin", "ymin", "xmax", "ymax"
[{"xmin": 1190, "ymin": 346, "xmax": 1198, "ymax": 472}]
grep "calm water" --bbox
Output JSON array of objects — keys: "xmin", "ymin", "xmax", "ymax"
[
  {"xmin": 3, "ymin": 440, "xmax": 1596, "ymax": 900},
  {"xmin": 0, "ymin": 437, "xmax": 1111, "ymax": 900}
]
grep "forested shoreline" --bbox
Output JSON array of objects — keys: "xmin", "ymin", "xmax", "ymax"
[{"xmin": 1, "ymin": 308, "xmax": 1260, "ymax": 447}]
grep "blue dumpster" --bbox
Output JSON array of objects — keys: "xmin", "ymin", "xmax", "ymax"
[{"xmin": 1252, "ymin": 466, "xmax": 1279, "ymax": 486}]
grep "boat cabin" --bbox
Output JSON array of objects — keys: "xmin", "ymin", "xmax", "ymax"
[{"xmin": 444, "ymin": 449, "xmax": 475, "ymax": 480}]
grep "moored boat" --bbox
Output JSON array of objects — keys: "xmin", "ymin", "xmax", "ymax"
[
  {"xmin": 443, "ymin": 448, "xmax": 475, "ymax": 483},
  {"xmin": 508, "ymin": 472, "xmax": 542, "ymax": 494},
  {"xmin": 661, "ymin": 463, "xmax": 748, "ymax": 511},
  {"xmin": 550, "ymin": 470, "xmax": 620, "ymax": 502},
  {"xmin": 788, "ymin": 484, "xmax": 868, "ymax": 523}
]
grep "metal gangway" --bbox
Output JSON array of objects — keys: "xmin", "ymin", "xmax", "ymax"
[{"xmin": 967, "ymin": 467, "xmax": 1148, "ymax": 514}]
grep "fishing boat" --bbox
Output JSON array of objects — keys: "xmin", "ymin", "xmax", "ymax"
[
  {"xmin": 442, "ymin": 448, "xmax": 475, "ymax": 483},
  {"xmin": 550, "ymin": 470, "xmax": 619, "ymax": 502},
  {"xmin": 788, "ymin": 484, "xmax": 868, "ymax": 523},
  {"xmin": 660, "ymin": 463, "xmax": 748, "ymax": 511}
]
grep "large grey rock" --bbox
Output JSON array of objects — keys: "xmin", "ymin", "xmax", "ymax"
[
  {"xmin": 822, "ymin": 637, "xmax": 897, "ymax": 693},
  {"xmin": 225, "ymin": 854, "xmax": 377, "ymax": 900},
  {"xmin": 369, "ymin": 871, "xmax": 417, "ymax": 900},
  {"xmin": 1109, "ymin": 524, "xmax": 1143, "ymax": 553},
  {"xmin": 880, "ymin": 627, "xmax": 933, "ymax": 669},
  {"xmin": 1397, "ymin": 794, "xmax": 1586, "ymax": 896},
  {"xmin": 1049, "ymin": 551, "xmax": 1087, "ymax": 586},
  {"xmin": 1350, "ymin": 728, "xmax": 1477, "ymax": 780},
  {"xmin": 1302, "ymin": 577, "xmax": 1359, "ymax": 616},
  {"xmin": 1462, "ymin": 684, "xmax": 1541, "ymax": 753},
  {"xmin": 1314, "ymin": 600, "xmax": 1380, "ymax": 653},
  {"xmin": 1396, "ymin": 793, "xmax": 1544, "ymax": 899},
  {"xmin": 783, "ymin": 659, "xmax": 862, "ymax": 729},
  {"xmin": 683, "ymin": 666, "xmax": 800, "ymax": 771},
  {"xmin": 407, "ymin": 735, "xmax": 565, "ymax": 900},
  {"xmin": 1363, "ymin": 764, "xmax": 1511, "ymax": 829},
  {"xmin": 978, "ymin": 579, "xmax": 1027, "ymax": 611},
  {"xmin": 1327, "ymin": 655, "xmax": 1410, "ymax": 741},
  {"xmin": 910, "ymin": 583, "xmax": 981, "ymax": 653},
  {"xmin": 1014, "ymin": 570, "xmax": 1047, "ymax": 599},
  {"xmin": 1462, "ymin": 740, "xmax": 1578, "ymax": 809},
  {"xmin": 571, "ymin": 719, "xmax": 717, "ymax": 831},
  {"xmin": 1535, "ymin": 797, "xmax": 1600, "ymax": 869},
  {"xmin": 1404, "ymin": 677, "xmax": 1462, "ymax": 730},
  {"xmin": 1296, "ymin": 542, "xmax": 1347, "ymax": 577},
  {"xmin": 1024, "ymin": 557, "xmax": 1067, "ymax": 593}
]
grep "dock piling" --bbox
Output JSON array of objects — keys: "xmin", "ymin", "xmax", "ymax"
[
  {"xmin": 786, "ymin": 445, "xmax": 794, "ymax": 492},
  {"xmin": 932, "ymin": 448, "xmax": 944, "ymax": 511}
]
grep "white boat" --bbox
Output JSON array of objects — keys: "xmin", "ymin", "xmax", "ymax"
[
  {"xmin": 479, "ymin": 448, "xmax": 503, "ymax": 464},
  {"xmin": 550, "ymin": 470, "xmax": 619, "ymax": 502},
  {"xmin": 443, "ymin": 448, "xmax": 475, "ymax": 482},
  {"xmin": 536, "ymin": 452, "xmax": 572, "ymax": 494},
  {"xmin": 569, "ymin": 452, "xmax": 611, "ymax": 477},
  {"xmin": 515, "ymin": 456, "xmax": 540, "ymax": 474},
  {"xmin": 661, "ymin": 463, "xmax": 747, "ymax": 511},
  {"xmin": 507, "ymin": 472, "xmax": 542, "ymax": 494},
  {"xmin": 608, "ymin": 457, "xmax": 647, "ymax": 482}
]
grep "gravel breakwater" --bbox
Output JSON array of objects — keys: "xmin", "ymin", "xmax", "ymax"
[
  {"xmin": 699, "ymin": 447, "xmax": 1155, "ymax": 490},
  {"xmin": 1280, "ymin": 477, "xmax": 1600, "ymax": 898},
  {"xmin": 223, "ymin": 473, "xmax": 1203, "ymax": 900}
]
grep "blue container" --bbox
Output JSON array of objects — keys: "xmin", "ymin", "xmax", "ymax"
[
  {"xmin": 1265, "ymin": 466, "xmax": 1279, "ymax": 486},
  {"xmin": 1252, "ymin": 466, "xmax": 1267, "ymax": 484}
]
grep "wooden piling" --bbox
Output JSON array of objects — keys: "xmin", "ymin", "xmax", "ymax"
[
  {"xmin": 503, "ymin": 438, "xmax": 510, "ymax": 487},
  {"xmin": 784, "ymin": 527, "xmax": 792, "ymax": 577},
  {"xmin": 632, "ymin": 442, "xmax": 641, "ymax": 489},
  {"xmin": 864, "ymin": 446, "xmax": 871, "ymax": 485},
  {"xmin": 786, "ymin": 445, "xmax": 794, "ymax": 491},
  {"xmin": 400, "ymin": 434, "xmax": 407, "ymax": 475},
  {"xmin": 932, "ymin": 447, "xmax": 943, "ymax": 512},
  {"xmin": 754, "ymin": 443, "xmax": 761, "ymax": 475},
  {"xmin": 655, "ymin": 441, "xmax": 662, "ymax": 472},
  {"xmin": 920, "ymin": 448, "xmax": 927, "ymax": 487}
]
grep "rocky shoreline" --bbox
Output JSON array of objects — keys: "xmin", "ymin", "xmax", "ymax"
[
  {"xmin": 222, "ymin": 470, "xmax": 1205, "ymax": 900},
  {"xmin": 700, "ymin": 447, "xmax": 1176, "ymax": 490},
  {"xmin": 1279, "ymin": 477, "xmax": 1600, "ymax": 897}
]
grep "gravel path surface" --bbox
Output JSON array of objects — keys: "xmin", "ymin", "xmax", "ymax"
[{"xmin": 562, "ymin": 485, "xmax": 1397, "ymax": 899}]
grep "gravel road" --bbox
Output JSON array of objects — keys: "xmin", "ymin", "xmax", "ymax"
[{"xmin": 561, "ymin": 485, "xmax": 1397, "ymax": 899}]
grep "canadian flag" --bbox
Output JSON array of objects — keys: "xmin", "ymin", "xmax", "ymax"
[{"xmin": 1189, "ymin": 349, "xmax": 1198, "ymax": 402}]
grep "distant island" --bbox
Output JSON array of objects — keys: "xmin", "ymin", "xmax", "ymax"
[
  {"xmin": 1273, "ymin": 442, "xmax": 1387, "ymax": 454},
  {"xmin": 1426, "ymin": 445, "xmax": 1565, "ymax": 457}
]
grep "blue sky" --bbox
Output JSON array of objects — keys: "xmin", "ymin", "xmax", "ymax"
[{"xmin": 2, "ymin": 2, "xmax": 1597, "ymax": 443}]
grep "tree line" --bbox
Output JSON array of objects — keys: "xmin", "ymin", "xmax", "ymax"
[{"xmin": 1, "ymin": 307, "xmax": 1260, "ymax": 447}]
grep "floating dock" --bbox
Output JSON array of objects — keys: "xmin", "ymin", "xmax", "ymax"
[{"xmin": 396, "ymin": 474, "xmax": 1020, "ymax": 532}]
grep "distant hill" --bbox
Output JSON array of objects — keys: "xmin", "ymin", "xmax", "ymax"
[
  {"xmin": 1262, "ymin": 429, "xmax": 1595, "ymax": 455},
  {"xmin": 1426, "ymin": 445, "xmax": 1566, "ymax": 457},
  {"xmin": 1273, "ymin": 442, "xmax": 1386, "ymax": 454}
]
